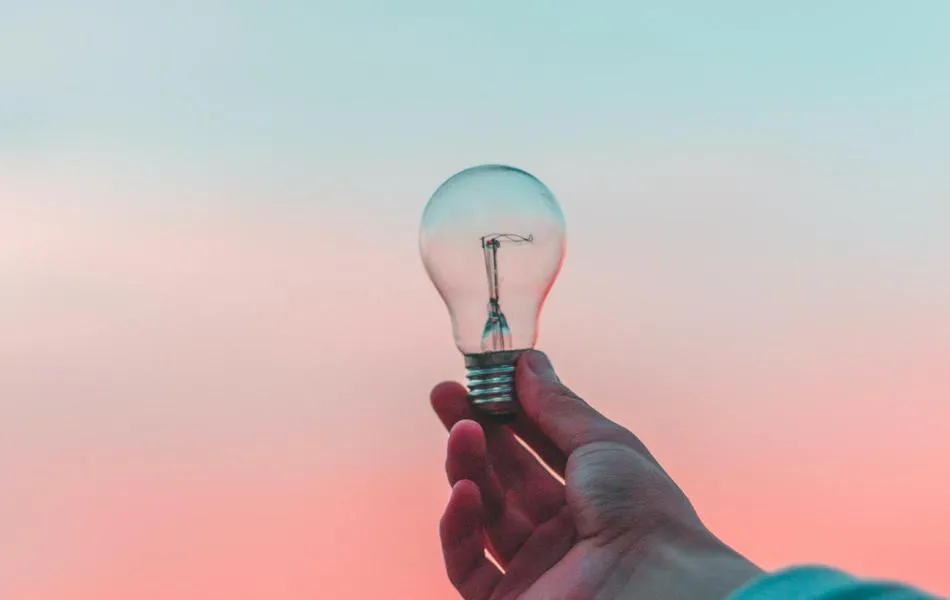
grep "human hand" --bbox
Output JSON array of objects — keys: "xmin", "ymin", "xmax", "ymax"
[{"xmin": 431, "ymin": 350, "xmax": 763, "ymax": 600}]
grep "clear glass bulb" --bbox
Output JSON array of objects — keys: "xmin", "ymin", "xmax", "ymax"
[{"xmin": 419, "ymin": 164, "xmax": 566, "ymax": 421}]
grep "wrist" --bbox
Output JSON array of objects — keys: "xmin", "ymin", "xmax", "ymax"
[{"xmin": 615, "ymin": 526, "xmax": 763, "ymax": 600}]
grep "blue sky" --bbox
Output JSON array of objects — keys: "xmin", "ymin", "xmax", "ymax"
[{"xmin": 4, "ymin": 2, "xmax": 949, "ymax": 174}]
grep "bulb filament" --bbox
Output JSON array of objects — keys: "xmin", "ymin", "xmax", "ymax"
[{"xmin": 480, "ymin": 233, "xmax": 534, "ymax": 352}]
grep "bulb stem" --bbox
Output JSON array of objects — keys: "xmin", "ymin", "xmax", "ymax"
[{"xmin": 464, "ymin": 350, "xmax": 524, "ymax": 423}]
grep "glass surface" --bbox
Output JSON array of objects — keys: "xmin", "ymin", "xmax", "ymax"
[{"xmin": 420, "ymin": 165, "xmax": 567, "ymax": 354}]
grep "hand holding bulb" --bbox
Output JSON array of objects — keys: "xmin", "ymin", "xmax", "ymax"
[
  {"xmin": 429, "ymin": 351, "xmax": 764, "ymax": 600},
  {"xmin": 422, "ymin": 165, "xmax": 763, "ymax": 600}
]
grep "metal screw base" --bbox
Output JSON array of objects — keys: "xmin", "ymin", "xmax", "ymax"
[{"xmin": 464, "ymin": 350, "xmax": 524, "ymax": 422}]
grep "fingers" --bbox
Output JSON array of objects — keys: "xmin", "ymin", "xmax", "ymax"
[
  {"xmin": 431, "ymin": 377, "xmax": 569, "ymax": 478},
  {"xmin": 517, "ymin": 350, "xmax": 657, "ymax": 462},
  {"xmin": 431, "ymin": 381, "xmax": 489, "ymax": 428},
  {"xmin": 440, "ymin": 480, "xmax": 502, "ymax": 600},
  {"xmin": 431, "ymin": 382, "xmax": 565, "ymax": 524},
  {"xmin": 445, "ymin": 420, "xmax": 536, "ymax": 563},
  {"xmin": 445, "ymin": 420, "xmax": 506, "ymax": 516}
]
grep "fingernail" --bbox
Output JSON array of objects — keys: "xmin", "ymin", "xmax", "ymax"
[{"xmin": 526, "ymin": 350, "xmax": 557, "ymax": 381}]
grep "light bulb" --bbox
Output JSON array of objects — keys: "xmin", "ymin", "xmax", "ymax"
[{"xmin": 419, "ymin": 164, "xmax": 567, "ymax": 422}]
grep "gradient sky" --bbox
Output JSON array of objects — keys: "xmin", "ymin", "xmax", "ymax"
[{"xmin": 3, "ymin": 2, "xmax": 950, "ymax": 598}]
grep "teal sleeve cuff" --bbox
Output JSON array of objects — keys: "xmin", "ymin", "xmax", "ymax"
[{"xmin": 728, "ymin": 565, "xmax": 937, "ymax": 600}]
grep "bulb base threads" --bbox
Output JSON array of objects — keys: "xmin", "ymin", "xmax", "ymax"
[{"xmin": 464, "ymin": 350, "xmax": 524, "ymax": 422}]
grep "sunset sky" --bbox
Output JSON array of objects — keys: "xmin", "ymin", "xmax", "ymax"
[{"xmin": 2, "ymin": 2, "xmax": 950, "ymax": 598}]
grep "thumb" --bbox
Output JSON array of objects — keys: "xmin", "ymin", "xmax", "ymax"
[
  {"xmin": 523, "ymin": 350, "xmax": 562, "ymax": 384},
  {"xmin": 517, "ymin": 351, "xmax": 627, "ymax": 457}
]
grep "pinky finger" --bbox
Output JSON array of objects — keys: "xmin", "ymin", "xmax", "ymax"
[{"xmin": 440, "ymin": 480, "xmax": 503, "ymax": 600}]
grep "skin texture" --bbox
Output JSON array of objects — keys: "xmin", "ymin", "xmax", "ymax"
[{"xmin": 432, "ymin": 350, "xmax": 763, "ymax": 600}]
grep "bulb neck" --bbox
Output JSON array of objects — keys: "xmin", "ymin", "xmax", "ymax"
[{"xmin": 464, "ymin": 350, "xmax": 524, "ymax": 423}]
